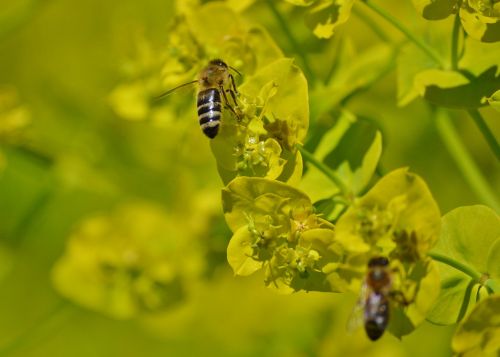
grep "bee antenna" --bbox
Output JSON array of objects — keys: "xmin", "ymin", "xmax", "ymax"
[
  {"xmin": 228, "ymin": 66, "xmax": 243, "ymax": 77},
  {"xmin": 154, "ymin": 80, "xmax": 198, "ymax": 100}
]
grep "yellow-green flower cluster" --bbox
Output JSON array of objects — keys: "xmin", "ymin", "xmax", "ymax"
[
  {"xmin": 52, "ymin": 203, "xmax": 205, "ymax": 319},
  {"xmin": 334, "ymin": 168, "xmax": 442, "ymax": 337},
  {"xmin": 223, "ymin": 177, "xmax": 343, "ymax": 293}
]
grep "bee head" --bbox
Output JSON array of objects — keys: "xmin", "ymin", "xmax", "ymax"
[
  {"xmin": 209, "ymin": 59, "xmax": 228, "ymax": 68},
  {"xmin": 368, "ymin": 256, "xmax": 389, "ymax": 268}
]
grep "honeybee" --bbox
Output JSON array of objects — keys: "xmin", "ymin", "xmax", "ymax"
[
  {"xmin": 157, "ymin": 59, "xmax": 240, "ymax": 139},
  {"xmin": 348, "ymin": 256, "xmax": 392, "ymax": 341}
]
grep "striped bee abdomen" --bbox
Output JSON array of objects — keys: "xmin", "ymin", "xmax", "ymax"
[
  {"xmin": 197, "ymin": 88, "xmax": 222, "ymax": 139},
  {"xmin": 364, "ymin": 292, "xmax": 389, "ymax": 341}
]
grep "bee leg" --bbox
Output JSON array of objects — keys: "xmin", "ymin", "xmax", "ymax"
[
  {"xmin": 227, "ymin": 74, "xmax": 242, "ymax": 116},
  {"xmin": 389, "ymin": 290, "xmax": 414, "ymax": 307},
  {"xmin": 220, "ymin": 85, "xmax": 241, "ymax": 120},
  {"xmin": 229, "ymin": 73, "xmax": 239, "ymax": 95},
  {"xmin": 226, "ymin": 88, "xmax": 239, "ymax": 107}
]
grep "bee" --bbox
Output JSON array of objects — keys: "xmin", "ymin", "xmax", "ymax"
[
  {"xmin": 348, "ymin": 256, "xmax": 392, "ymax": 341},
  {"xmin": 156, "ymin": 59, "xmax": 241, "ymax": 139}
]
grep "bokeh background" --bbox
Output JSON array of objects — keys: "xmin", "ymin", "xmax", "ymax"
[{"xmin": 0, "ymin": 0, "xmax": 498, "ymax": 356}]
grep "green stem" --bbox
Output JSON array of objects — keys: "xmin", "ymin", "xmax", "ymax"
[
  {"xmin": 467, "ymin": 109, "xmax": 500, "ymax": 161},
  {"xmin": 435, "ymin": 109, "xmax": 500, "ymax": 212},
  {"xmin": 428, "ymin": 252, "xmax": 482, "ymax": 280},
  {"xmin": 429, "ymin": 252, "xmax": 500, "ymax": 294},
  {"xmin": 296, "ymin": 144, "xmax": 351, "ymax": 198},
  {"xmin": 360, "ymin": 0, "xmax": 446, "ymax": 68},
  {"xmin": 265, "ymin": 0, "xmax": 316, "ymax": 83},
  {"xmin": 451, "ymin": 13, "xmax": 461, "ymax": 70},
  {"xmin": 352, "ymin": 5, "xmax": 390, "ymax": 43}
]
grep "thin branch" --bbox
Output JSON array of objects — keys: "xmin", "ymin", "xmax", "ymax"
[
  {"xmin": 360, "ymin": 0, "xmax": 446, "ymax": 68},
  {"xmin": 451, "ymin": 13, "xmax": 461, "ymax": 70},
  {"xmin": 264, "ymin": 0, "xmax": 316, "ymax": 84},
  {"xmin": 296, "ymin": 144, "xmax": 351, "ymax": 198},
  {"xmin": 467, "ymin": 109, "xmax": 500, "ymax": 161},
  {"xmin": 435, "ymin": 109, "xmax": 500, "ymax": 211}
]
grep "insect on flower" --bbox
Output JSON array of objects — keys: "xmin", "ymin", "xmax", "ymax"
[
  {"xmin": 156, "ymin": 59, "xmax": 241, "ymax": 139},
  {"xmin": 348, "ymin": 256, "xmax": 392, "ymax": 341}
]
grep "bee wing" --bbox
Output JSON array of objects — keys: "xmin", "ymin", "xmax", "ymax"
[{"xmin": 346, "ymin": 281, "xmax": 368, "ymax": 333}]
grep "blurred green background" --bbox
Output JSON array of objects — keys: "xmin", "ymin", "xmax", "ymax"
[{"xmin": 0, "ymin": 0, "xmax": 498, "ymax": 356}]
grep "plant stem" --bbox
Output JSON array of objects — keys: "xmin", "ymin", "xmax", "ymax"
[
  {"xmin": 352, "ymin": 5, "xmax": 390, "ymax": 43},
  {"xmin": 360, "ymin": 0, "xmax": 446, "ymax": 68},
  {"xmin": 435, "ymin": 109, "xmax": 500, "ymax": 212},
  {"xmin": 428, "ymin": 252, "xmax": 481, "ymax": 280},
  {"xmin": 264, "ymin": 0, "xmax": 316, "ymax": 83},
  {"xmin": 451, "ymin": 13, "xmax": 461, "ymax": 70},
  {"xmin": 429, "ymin": 252, "xmax": 500, "ymax": 294},
  {"xmin": 467, "ymin": 109, "xmax": 500, "ymax": 161},
  {"xmin": 296, "ymin": 144, "xmax": 350, "ymax": 198}
]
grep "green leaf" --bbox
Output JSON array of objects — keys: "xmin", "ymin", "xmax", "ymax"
[
  {"xmin": 246, "ymin": 26, "xmax": 284, "ymax": 71},
  {"xmin": 411, "ymin": 0, "xmax": 458, "ymax": 20},
  {"xmin": 305, "ymin": 0, "xmax": 355, "ymax": 39},
  {"xmin": 487, "ymin": 238, "xmax": 500, "ymax": 278},
  {"xmin": 299, "ymin": 111, "xmax": 382, "ymax": 201},
  {"xmin": 397, "ymin": 43, "xmax": 440, "ymax": 106},
  {"xmin": 485, "ymin": 89, "xmax": 500, "ymax": 111},
  {"xmin": 310, "ymin": 44, "xmax": 395, "ymax": 118},
  {"xmin": 460, "ymin": 3, "xmax": 500, "ymax": 43},
  {"xmin": 227, "ymin": 225, "xmax": 263, "ymax": 276},
  {"xmin": 452, "ymin": 295, "xmax": 500, "ymax": 356},
  {"xmin": 459, "ymin": 38, "xmax": 500, "ymax": 76},
  {"xmin": 222, "ymin": 176, "xmax": 311, "ymax": 232},
  {"xmin": 427, "ymin": 205, "xmax": 500, "ymax": 325},
  {"xmin": 414, "ymin": 67, "xmax": 500, "ymax": 109}
]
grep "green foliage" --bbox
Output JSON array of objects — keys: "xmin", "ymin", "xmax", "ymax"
[
  {"xmin": 452, "ymin": 295, "xmax": 500, "ymax": 356},
  {"xmin": 414, "ymin": 67, "xmax": 500, "ymax": 109},
  {"xmin": 460, "ymin": 0, "xmax": 500, "ymax": 42},
  {"xmin": 283, "ymin": 0, "xmax": 355, "ymax": 39},
  {"xmin": 1, "ymin": 0, "xmax": 499, "ymax": 354},
  {"xmin": 411, "ymin": 0, "xmax": 459, "ymax": 20},
  {"xmin": 486, "ymin": 89, "xmax": 500, "ymax": 111},
  {"xmin": 397, "ymin": 43, "xmax": 440, "ymax": 106},
  {"xmin": 428, "ymin": 205, "xmax": 500, "ymax": 325},
  {"xmin": 299, "ymin": 110, "xmax": 382, "ymax": 202},
  {"xmin": 412, "ymin": 0, "xmax": 500, "ymax": 42},
  {"xmin": 398, "ymin": 4, "xmax": 500, "ymax": 112},
  {"xmin": 311, "ymin": 44, "xmax": 395, "ymax": 117}
]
